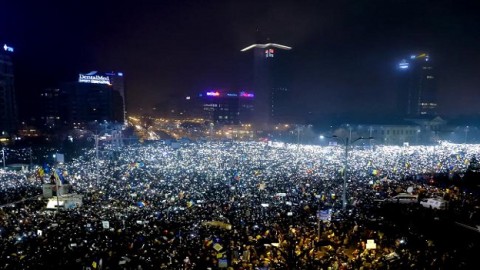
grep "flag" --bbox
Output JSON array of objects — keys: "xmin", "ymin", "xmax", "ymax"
[
  {"xmin": 43, "ymin": 163, "xmax": 51, "ymax": 174},
  {"xmin": 53, "ymin": 169, "xmax": 63, "ymax": 186},
  {"xmin": 37, "ymin": 167, "xmax": 45, "ymax": 177},
  {"xmin": 56, "ymin": 169, "xmax": 66, "ymax": 184},
  {"xmin": 372, "ymin": 169, "xmax": 379, "ymax": 176},
  {"xmin": 233, "ymin": 172, "xmax": 240, "ymax": 181},
  {"xmin": 204, "ymin": 239, "xmax": 213, "ymax": 247}
]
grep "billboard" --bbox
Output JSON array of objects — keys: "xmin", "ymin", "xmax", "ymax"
[{"xmin": 78, "ymin": 73, "xmax": 111, "ymax": 85}]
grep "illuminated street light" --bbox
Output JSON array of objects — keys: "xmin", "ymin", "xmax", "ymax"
[
  {"xmin": 332, "ymin": 135, "xmax": 373, "ymax": 210},
  {"xmin": 1, "ymin": 148, "xmax": 5, "ymax": 168},
  {"xmin": 464, "ymin": 126, "xmax": 469, "ymax": 144}
]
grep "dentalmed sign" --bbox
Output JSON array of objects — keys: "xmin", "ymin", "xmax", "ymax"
[{"xmin": 78, "ymin": 74, "xmax": 111, "ymax": 85}]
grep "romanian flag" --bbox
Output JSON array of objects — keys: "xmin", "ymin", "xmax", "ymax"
[
  {"xmin": 53, "ymin": 169, "xmax": 63, "ymax": 186},
  {"xmin": 233, "ymin": 172, "xmax": 240, "ymax": 181},
  {"xmin": 129, "ymin": 162, "xmax": 144, "ymax": 170},
  {"xmin": 372, "ymin": 169, "xmax": 379, "ymax": 176}
]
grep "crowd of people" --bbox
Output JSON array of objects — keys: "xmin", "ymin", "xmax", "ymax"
[{"xmin": 0, "ymin": 141, "xmax": 479, "ymax": 269}]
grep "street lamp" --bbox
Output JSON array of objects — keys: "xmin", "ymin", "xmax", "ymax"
[
  {"xmin": 92, "ymin": 134, "xmax": 99, "ymax": 160},
  {"xmin": 332, "ymin": 135, "xmax": 373, "ymax": 210},
  {"xmin": 368, "ymin": 126, "xmax": 374, "ymax": 147},
  {"xmin": 295, "ymin": 125, "xmax": 303, "ymax": 147},
  {"xmin": 346, "ymin": 124, "xmax": 352, "ymax": 142},
  {"xmin": 1, "ymin": 148, "xmax": 5, "ymax": 168},
  {"xmin": 464, "ymin": 126, "xmax": 469, "ymax": 144}
]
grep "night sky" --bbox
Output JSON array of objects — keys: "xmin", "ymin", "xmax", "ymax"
[{"xmin": 1, "ymin": 0, "xmax": 480, "ymax": 120}]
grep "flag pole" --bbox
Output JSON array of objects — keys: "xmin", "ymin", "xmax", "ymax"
[{"xmin": 56, "ymin": 170, "xmax": 60, "ymax": 212}]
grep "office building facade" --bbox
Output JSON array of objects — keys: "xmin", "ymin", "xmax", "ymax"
[
  {"xmin": 241, "ymin": 43, "xmax": 292, "ymax": 128},
  {"xmin": 397, "ymin": 53, "xmax": 437, "ymax": 116},
  {"xmin": 198, "ymin": 90, "xmax": 255, "ymax": 125},
  {"xmin": 39, "ymin": 88, "xmax": 69, "ymax": 130},
  {"xmin": 0, "ymin": 43, "xmax": 17, "ymax": 136},
  {"xmin": 65, "ymin": 76, "xmax": 124, "ymax": 125},
  {"xmin": 80, "ymin": 71, "xmax": 126, "ymax": 123},
  {"xmin": 38, "ymin": 72, "xmax": 125, "ymax": 129}
]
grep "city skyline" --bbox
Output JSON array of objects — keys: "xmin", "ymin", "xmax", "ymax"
[{"xmin": 2, "ymin": 0, "xmax": 480, "ymax": 121}]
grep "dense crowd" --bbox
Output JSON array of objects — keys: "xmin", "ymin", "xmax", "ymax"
[{"xmin": 0, "ymin": 141, "xmax": 479, "ymax": 269}]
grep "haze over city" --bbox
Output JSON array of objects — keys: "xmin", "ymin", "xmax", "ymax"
[{"xmin": 2, "ymin": 0, "xmax": 480, "ymax": 120}]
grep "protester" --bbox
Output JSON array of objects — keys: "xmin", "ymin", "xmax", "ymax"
[{"xmin": 0, "ymin": 141, "xmax": 479, "ymax": 269}]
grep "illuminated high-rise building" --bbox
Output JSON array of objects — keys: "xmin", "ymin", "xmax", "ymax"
[
  {"xmin": 39, "ymin": 88, "xmax": 68, "ymax": 130},
  {"xmin": 241, "ymin": 43, "xmax": 292, "ymax": 128},
  {"xmin": 81, "ymin": 71, "xmax": 126, "ymax": 122},
  {"xmin": 38, "ymin": 72, "xmax": 125, "ymax": 128},
  {"xmin": 397, "ymin": 53, "xmax": 437, "ymax": 116},
  {"xmin": 0, "ymin": 43, "xmax": 17, "ymax": 136},
  {"xmin": 198, "ymin": 90, "xmax": 255, "ymax": 125},
  {"xmin": 104, "ymin": 71, "xmax": 126, "ymax": 122}
]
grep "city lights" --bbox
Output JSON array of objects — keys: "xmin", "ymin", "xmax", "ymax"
[
  {"xmin": 239, "ymin": 91, "xmax": 254, "ymax": 98},
  {"xmin": 398, "ymin": 60, "xmax": 409, "ymax": 69},
  {"xmin": 206, "ymin": 91, "xmax": 221, "ymax": 96},
  {"xmin": 3, "ymin": 44, "xmax": 14, "ymax": 52},
  {"xmin": 1, "ymin": 2, "xmax": 479, "ymax": 268}
]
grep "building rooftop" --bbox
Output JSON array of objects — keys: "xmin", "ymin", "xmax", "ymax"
[{"xmin": 240, "ymin": 43, "xmax": 292, "ymax": 52}]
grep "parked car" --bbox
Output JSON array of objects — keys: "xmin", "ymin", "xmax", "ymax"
[{"xmin": 420, "ymin": 197, "xmax": 448, "ymax": 210}]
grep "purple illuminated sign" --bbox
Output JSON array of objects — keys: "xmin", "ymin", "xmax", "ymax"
[
  {"xmin": 240, "ymin": 91, "xmax": 254, "ymax": 98},
  {"xmin": 206, "ymin": 91, "xmax": 221, "ymax": 97}
]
